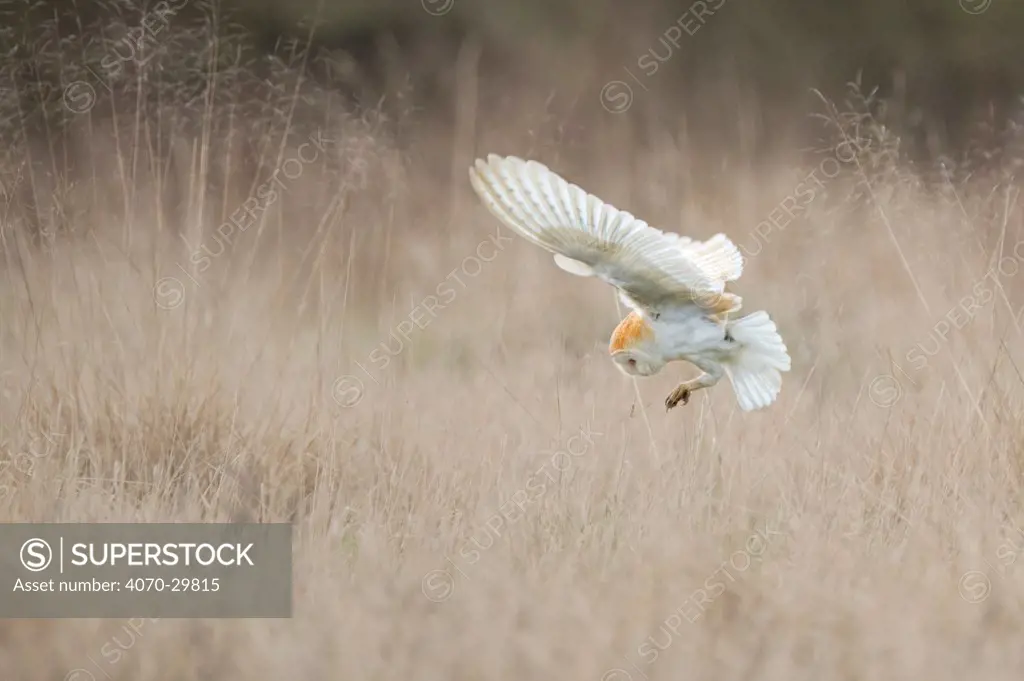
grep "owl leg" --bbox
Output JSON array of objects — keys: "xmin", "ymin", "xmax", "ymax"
[{"xmin": 665, "ymin": 359, "xmax": 724, "ymax": 411}]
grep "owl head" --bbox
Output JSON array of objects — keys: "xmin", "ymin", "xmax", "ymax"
[{"xmin": 608, "ymin": 310, "xmax": 665, "ymax": 377}]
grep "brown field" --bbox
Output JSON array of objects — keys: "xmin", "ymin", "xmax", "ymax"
[{"xmin": 2, "ymin": 9, "xmax": 1024, "ymax": 679}]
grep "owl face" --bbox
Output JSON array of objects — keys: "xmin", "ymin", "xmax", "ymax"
[{"xmin": 610, "ymin": 348, "xmax": 664, "ymax": 377}]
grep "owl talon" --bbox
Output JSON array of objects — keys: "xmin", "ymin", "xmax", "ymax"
[{"xmin": 665, "ymin": 387, "xmax": 690, "ymax": 411}]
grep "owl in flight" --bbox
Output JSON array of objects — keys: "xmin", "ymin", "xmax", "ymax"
[{"xmin": 468, "ymin": 154, "xmax": 791, "ymax": 412}]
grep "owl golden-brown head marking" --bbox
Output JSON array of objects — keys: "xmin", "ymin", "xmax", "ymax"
[{"xmin": 609, "ymin": 311, "xmax": 654, "ymax": 354}]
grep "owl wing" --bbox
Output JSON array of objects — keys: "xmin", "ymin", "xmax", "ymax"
[{"xmin": 468, "ymin": 154, "xmax": 743, "ymax": 313}]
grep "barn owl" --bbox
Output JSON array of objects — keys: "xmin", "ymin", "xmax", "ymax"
[{"xmin": 468, "ymin": 154, "xmax": 791, "ymax": 412}]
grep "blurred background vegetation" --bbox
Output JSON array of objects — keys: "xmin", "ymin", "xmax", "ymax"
[
  {"xmin": 215, "ymin": 0, "xmax": 1024, "ymax": 157},
  {"xmin": 1, "ymin": 0, "xmax": 1023, "ymax": 180}
]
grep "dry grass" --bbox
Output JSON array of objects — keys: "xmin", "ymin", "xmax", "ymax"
[{"xmin": 3, "ymin": 8, "xmax": 1024, "ymax": 681}]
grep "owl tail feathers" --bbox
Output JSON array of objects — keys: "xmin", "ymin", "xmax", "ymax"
[{"xmin": 722, "ymin": 311, "xmax": 791, "ymax": 411}]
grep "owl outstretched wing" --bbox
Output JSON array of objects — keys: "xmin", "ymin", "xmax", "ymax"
[{"xmin": 468, "ymin": 154, "xmax": 743, "ymax": 313}]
